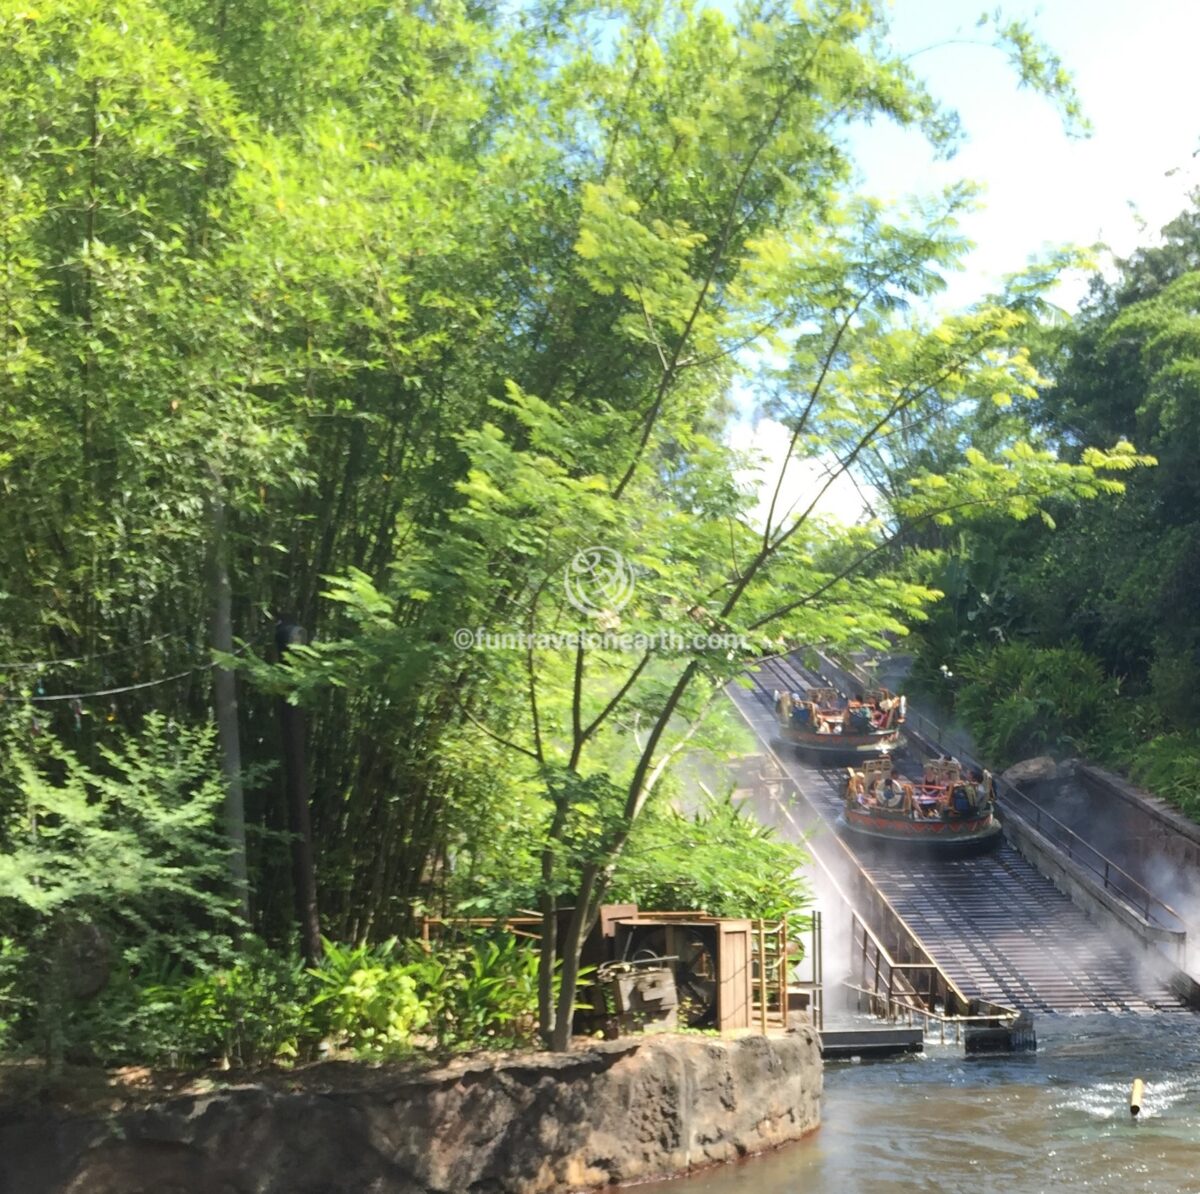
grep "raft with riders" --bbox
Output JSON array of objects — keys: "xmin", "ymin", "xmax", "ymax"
[
  {"xmin": 837, "ymin": 756, "xmax": 1003, "ymax": 854},
  {"xmin": 773, "ymin": 685, "xmax": 905, "ymax": 760}
]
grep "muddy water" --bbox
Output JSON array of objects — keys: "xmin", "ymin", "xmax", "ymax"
[{"xmin": 638, "ymin": 1015, "xmax": 1200, "ymax": 1193}]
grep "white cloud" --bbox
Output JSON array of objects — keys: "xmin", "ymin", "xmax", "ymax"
[
  {"xmin": 853, "ymin": 0, "xmax": 1200, "ymax": 311},
  {"xmin": 729, "ymin": 417, "xmax": 873, "ymax": 532}
]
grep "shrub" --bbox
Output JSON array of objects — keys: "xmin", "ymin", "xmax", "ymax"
[
  {"xmin": 1128, "ymin": 732, "xmax": 1200, "ymax": 819},
  {"xmin": 0, "ymin": 938, "xmax": 30, "ymax": 1054},
  {"xmin": 952, "ymin": 642, "xmax": 1110, "ymax": 767},
  {"xmin": 419, "ymin": 933, "xmax": 543, "ymax": 1051},
  {"xmin": 308, "ymin": 939, "xmax": 429, "ymax": 1057},
  {"xmin": 0, "ymin": 716, "xmax": 239, "ymax": 1064},
  {"xmin": 25, "ymin": 943, "xmax": 313, "ymax": 1069},
  {"xmin": 147, "ymin": 946, "xmax": 313, "ymax": 1068},
  {"xmin": 610, "ymin": 793, "xmax": 812, "ymax": 927}
]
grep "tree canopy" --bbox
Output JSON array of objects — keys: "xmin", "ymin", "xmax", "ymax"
[
  {"xmin": 900, "ymin": 191, "xmax": 1200, "ymax": 810},
  {"xmin": 0, "ymin": 0, "xmax": 1153, "ymax": 1054}
]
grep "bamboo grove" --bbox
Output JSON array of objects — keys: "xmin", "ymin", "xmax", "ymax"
[{"xmin": 0, "ymin": 1, "xmax": 1155, "ymax": 1054}]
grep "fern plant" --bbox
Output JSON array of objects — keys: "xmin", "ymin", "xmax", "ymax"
[{"xmin": 0, "ymin": 715, "xmax": 239, "ymax": 1063}]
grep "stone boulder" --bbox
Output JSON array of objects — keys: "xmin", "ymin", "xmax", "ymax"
[{"xmin": 0, "ymin": 1031, "xmax": 822, "ymax": 1194}]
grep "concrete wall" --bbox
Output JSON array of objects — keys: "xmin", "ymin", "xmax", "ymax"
[
  {"xmin": 1075, "ymin": 764, "xmax": 1200, "ymax": 878},
  {"xmin": 1000, "ymin": 807, "xmax": 1184, "ymax": 961},
  {"xmin": 0, "ymin": 1031, "xmax": 822, "ymax": 1194}
]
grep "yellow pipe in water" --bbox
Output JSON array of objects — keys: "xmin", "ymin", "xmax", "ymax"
[{"xmin": 1130, "ymin": 1078, "xmax": 1145, "ymax": 1118}]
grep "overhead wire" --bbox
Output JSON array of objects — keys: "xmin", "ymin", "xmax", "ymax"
[
  {"xmin": 26, "ymin": 668, "xmax": 201, "ymax": 703},
  {"xmin": 6, "ymin": 636, "xmax": 264, "ymax": 705},
  {"xmin": 0, "ymin": 632, "xmax": 184, "ymax": 672}
]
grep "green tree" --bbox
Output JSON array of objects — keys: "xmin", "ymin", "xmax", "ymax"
[
  {"xmin": 289, "ymin": 3, "xmax": 1146, "ymax": 1049},
  {"xmin": 904, "ymin": 194, "xmax": 1200, "ymax": 804},
  {"xmin": 0, "ymin": 0, "xmax": 1154, "ymax": 1059}
]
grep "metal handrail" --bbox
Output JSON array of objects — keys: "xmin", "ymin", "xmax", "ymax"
[
  {"xmin": 904, "ymin": 712, "xmax": 1185, "ymax": 933},
  {"xmin": 841, "ymin": 982, "xmax": 1019, "ymax": 1047},
  {"xmin": 848, "ymin": 907, "xmax": 1018, "ymax": 1026},
  {"xmin": 840, "ymin": 984, "xmax": 1020, "ymax": 1026},
  {"xmin": 846, "ymin": 909, "xmax": 1019, "ymax": 1046},
  {"xmin": 996, "ymin": 779, "xmax": 1186, "ymax": 931}
]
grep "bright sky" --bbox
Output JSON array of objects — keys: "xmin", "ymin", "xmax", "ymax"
[
  {"xmin": 733, "ymin": 0, "xmax": 1200, "ymax": 526},
  {"xmin": 860, "ymin": 0, "xmax": 1200, "ymax": 311}
]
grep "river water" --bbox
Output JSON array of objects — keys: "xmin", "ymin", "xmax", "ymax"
[{"xmin": 640, "ymin": 1014, "xmax": 1200, "ymax": 1193}]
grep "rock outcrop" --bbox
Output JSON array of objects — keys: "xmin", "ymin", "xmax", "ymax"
[{"xmin": 0, "ymin": 1030, "xmax": 822, "ymax": 1193}]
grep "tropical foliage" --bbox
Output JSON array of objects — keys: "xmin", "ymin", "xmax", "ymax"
[
  {"xmin": 904, "ymin": 194, "xmax": 1200, "ymax": 812},
  {"xmin": 0, "ymin": 0, "xmax": 1153, "ymax": 1060},
  {"xmin": 951, "ymin": 642, "xmax": 1110, "ymax": 767},
  {"xmin": 610, "ymin": 796, "xmax": 811, "ymax": 927}
]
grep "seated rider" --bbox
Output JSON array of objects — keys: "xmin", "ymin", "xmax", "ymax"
[
  {"xmin": 950, "ymin": 782, "xmax": 973, "ymax": 817},
  {"xmin": 973, "ymin": 768, "xmax": 993, "ymax": 809},
  {"xmin": 848, "ymin": 705, "xmax": 872, "ymax": 733}
]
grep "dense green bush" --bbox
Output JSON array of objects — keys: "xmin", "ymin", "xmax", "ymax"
[
  {"xmin": 308, "ymin": 939, "xmax": 430, "ymax": 1057},
  {"xmin": 0, "ymin": 717, "xmax": 239, "ymax": 1064},
  {"xmin": 610, "ymin": 794, "xmax": 811, "ymax": 928},
  {"xmin": 148, "ymin": 948, "xmax": 314, "ymax": 1068},
  {"xmin": 48, "ymin": 944, "xmax": 310, "ymax": 1068},
  {"xmin": 0, "ymin": 939, "xmax": 30, "ymax": 1055},
  {"xmin": 0, "ymin": 931, "xmax": 546, "ymax": 1068},
  {"xmin": 1128, "ymin": 732, "xmax": 1200, "ymax": 819},
  {"xmin": 925, "ymin": 639, "xmax": 1200, "ymax": 821},
  {"xmin": 951, "ymin": 642, "xmax": 1111, "ymax": 767},
  {"xmin": 412, "ymin": 934, "xmax": 544, "ymax": 1051},
  {"xmin": 0, "ymin": 715, "xmax": 556, "ymax": 1067}
]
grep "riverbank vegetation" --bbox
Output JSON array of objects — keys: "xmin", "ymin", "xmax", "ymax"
[
  {"xmin": 0, "ymin": 0, "xmax": 1154, "ymax": 1067},
  {"xmin": 903, "ymin": 203, "xmax": 1200, "ymax": 818}
]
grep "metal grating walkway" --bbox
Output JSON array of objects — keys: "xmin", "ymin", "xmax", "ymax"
[{"xmin": 734, "ymin": 658, "xmax": 1189, "ymax": 1014}]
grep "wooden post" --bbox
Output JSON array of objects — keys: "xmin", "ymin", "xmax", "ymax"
[
  {"xmin": 777, "ymin": 919, "xmax": 786, "ymax": 1027},
  {"xmin": 757, "ymin": 919, "xmax": 768, "ymax": 1033}
]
